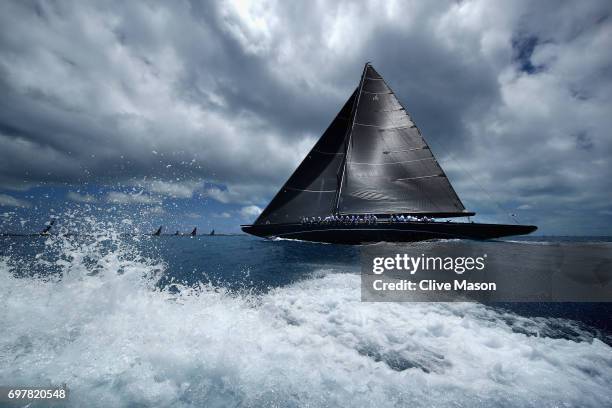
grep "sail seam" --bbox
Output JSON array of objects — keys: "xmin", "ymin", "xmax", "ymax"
[
  {"xmin": 383, "ymin": 147, "xmax": 428, "ymax": 154},
  {"xmin": 349, "ymin": 157, "xmax": 435, "ymax": 166},
  {"xmin": 380, "ymin": 125, "xmax": 416, "ymax": 131},
  {"xmin": 367, "ymin": 108, "xmax": 405, "ymax": 113},
  {"xmin": 395, "ymin": 174, "xmax": 444, "ymax": 181}
]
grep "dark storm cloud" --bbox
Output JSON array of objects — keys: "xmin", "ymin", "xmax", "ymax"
[{"xmin": 0, "ymin": 0, "xmax": 611, "ymax": 233}]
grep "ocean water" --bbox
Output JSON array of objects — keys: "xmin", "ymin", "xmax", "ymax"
[{"xmin": 1, "ymin": 222, "xmax": 611, "ymax": 407}]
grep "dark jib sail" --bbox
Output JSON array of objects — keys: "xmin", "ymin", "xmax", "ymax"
[{"xmin": 254, "ymin": 89, "xmax": 358, "ymax": 225}]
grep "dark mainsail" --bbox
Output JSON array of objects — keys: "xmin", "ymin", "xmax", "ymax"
[
  {"xmin": 255, "ymin": 63, "xmax": 469, "ymax": 225},
  {"xmin": 337, "ymin": 65, "xmax": 466, "ymax": 215}
]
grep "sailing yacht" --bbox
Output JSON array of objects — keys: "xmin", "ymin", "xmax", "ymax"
[
  {"xmin": 242, "ymin": 63, "xmax": 536, "ymax": 244},
  {"xmin": 40, "ymin": 219, "xmax": 55, "ymax": 236}
]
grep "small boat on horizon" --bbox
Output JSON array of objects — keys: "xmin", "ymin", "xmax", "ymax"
[
  {"xmin": 40, "ymin": 219, "xmax": 55, "ymax": 236},
  {"xmin": 242, "ymin": 63, "xmax": 537, "ymax": 244}
]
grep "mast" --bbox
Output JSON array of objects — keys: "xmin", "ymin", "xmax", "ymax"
[{"xmin": 334, "ymin": 62, "xmax": 370, "ymax": 214}]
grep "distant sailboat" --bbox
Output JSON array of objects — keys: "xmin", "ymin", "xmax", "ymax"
[
  {"xmin": 174, "ymin": 230, "xmax": 180, "ymax": 236},
  {"xmin": 40, "ymin": 219, "xmax": 55, "ymax": 235},
  {"xmin": 191, "ymin": 227, "xmax": 197, "ymax": 236},
  {"xmin": 153, "ymin": 226, "xmax": 162, "ymax": 236},
  {"xmin": 209, "ymin": 229, "xmax": 215, "ymax": 236},
  {"xmin": 242, "ymin": 63, "xmax": 537, "ymax": 244}
]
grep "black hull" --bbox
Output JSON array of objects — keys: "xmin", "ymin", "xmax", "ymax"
[{"xmin": 241, "ymin": 222, "xmax": 537, "ymax": 244}]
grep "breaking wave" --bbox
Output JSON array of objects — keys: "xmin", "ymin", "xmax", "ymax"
[{"xmin": 0, "ymin": 223, "xmax": 611, "ymax": 407}]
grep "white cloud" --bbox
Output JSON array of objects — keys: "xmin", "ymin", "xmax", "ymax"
[
  {"xmin": 204, "ymin": 187, "xmax": 234, "ymax": 204},
  {"xmin": 67, "ymin": 192, "xmax": 97, "ymax": 203},
  {"xmin": 204, "ymin": 183, "xmax": 272, "ymax": 205},
  {"xmin": 132, "ymin": 180, "xmax": 203, "ymax": 199},
  {"xmin": 239, "ymin": 205, "xmax": 262, "ymax": 221},
  {"xmin": 0, "ymin": 193, "xmax": 30, "ymax": 208},
  {"xmin": 146, "ymin": 206, "xmax": 165, "ymax": 214},
  {"xmin": 106, "ymin": 191, "xmax": 161, "ymax": 205}
]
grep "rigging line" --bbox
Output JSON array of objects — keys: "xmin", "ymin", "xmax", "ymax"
[{"xmin": 396, "ymin": 174, "xmax": 443, "ymax": 181}]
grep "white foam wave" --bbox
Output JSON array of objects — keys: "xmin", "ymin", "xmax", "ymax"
[
  {"xmin": 271, "ymin": 236, "xmax": 332, "ymax": 245},
  {"xmin": 501, "ymin": 239, "xmax": 557, "ymax": 245},
  {"xmin": 0, "ymin": 232, "xmax": 611, "ymax": 407}
]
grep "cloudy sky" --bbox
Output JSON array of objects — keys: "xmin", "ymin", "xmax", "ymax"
[{"xmin": 0, "ymin": 0, "xmax": 611, "ymax": 235}]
